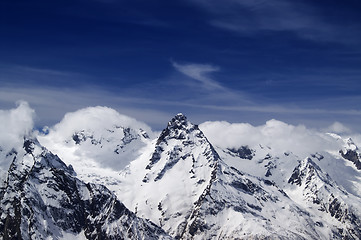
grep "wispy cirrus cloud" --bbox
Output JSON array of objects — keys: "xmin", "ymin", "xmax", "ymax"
[
  {"xmin": 171, "ymin": 61, "xmax": 223, "ymax": 90},
  {"xmin": 2, "ymin": 62, "xmax": 361, "ymax": 132},
  {"xmin": 0, "ymin": 64, "xmax": 89, "ymax": 88},
  {"xmin": 189, "ymin": 0, "xmax": 359, "ymax": 44}
]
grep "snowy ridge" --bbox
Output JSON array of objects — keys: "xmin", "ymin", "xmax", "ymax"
[
  {"xmin": 0, "ymin": 138, "xmax": 170, "ymax": 239},
  {"xmin": 118, "ymin": 113, "xmax": 220, "ymax": 238},
  {"xmin": 288, "ymin": 157, "xmax": 361, "ymax": 239},
  {"xmin": 116, "ymin": 114, "xmax": 361, "ymax": 239},
  {"xmin": 181, "ymin": 161, "xmax": 322, "ymax": 239},
  {"xmin": 3, "ymin": 103, "xmax": 361, "ymax": 239},
  {"xmin": 199, "ymin": 121, "xmax": 361, "ymax": 239}
]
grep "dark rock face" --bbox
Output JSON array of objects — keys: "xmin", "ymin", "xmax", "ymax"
[
  {"xmin": 340, "ymin": 149, "xmax": 361, "ymax": 170},
  {"xmin": 227, "ymin": 146, "xmax": 255, "ymax": 160},
  {"xmin": 73, "ymin": 131, "xmax": 87, "ymax": 144},
  {"xmin": 288, "ymin": 165, "xmax": 303, "ymax": 186},
  {"xmin": 264, "ymin": 161, "xmax": 276, "ymax": 177},
  {"xmin": 0, "ymin": 139, "xmax": 170, "ymax": 240},
  {"xmin": 231, "ymin": 179, "xmax": 260, "ymax": 195}
]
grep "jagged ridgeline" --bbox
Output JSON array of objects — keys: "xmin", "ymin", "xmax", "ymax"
[
  {"xmin": 1, "ymin": 110, "xmax": 361, "ymax": 239},
  {"xmin": 0, "ymin": 139, "xmax": 170, "ymax": 239}
]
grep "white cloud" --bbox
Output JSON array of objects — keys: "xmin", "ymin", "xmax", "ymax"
[
  {"xmin": 2, "ymin": 86, "xmax": 361, "ymax": 133},
  {"xmin": 37, "ymin": 106, "xmax": 155, "ymax": 171},
  {"xmin": 0, "ymin": 101, "xmax": 35, "ymax": 178},
  {"xmin": 172, "ymin": 61, "xmax": 222, "ymax": 90},
  {"xmin": 0, "ymin": 101, "xmax": 35, "ymax": 151},
  {"xmin": 200, "ymin": 119, "xmax": 342, "ymax": 159},
  {"xmin": 44, "ymin": 106, "xmax": 153, "ymax": 141},
  {"xmin": 325, "ymin": 122, "xmax": 351, "ymax": 134},
  {"xmin": 0, "ymin": 86, "xmax": 176, "ymax": 129}
]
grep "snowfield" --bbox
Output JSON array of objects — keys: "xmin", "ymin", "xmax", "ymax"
[{"xmin": 1, "ymin": 104, "xmax": 361, "ymax": 239}]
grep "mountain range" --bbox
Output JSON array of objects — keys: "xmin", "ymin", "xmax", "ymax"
[{"xmin": 1, "ymin": 105, "xmax": 361, "ymax": 239}]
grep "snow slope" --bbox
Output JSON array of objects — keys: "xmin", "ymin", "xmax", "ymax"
[
  {"xmin": 116, "ymin": 114, "xmax": 361, "ymax": 239},
  {"xmin": 31, "ymin": 106, "xmax": 361, "ymax": 239},
  {"xmin": 199, "ymin": 120, "xmax": 361, "ymax": 239},
  {"xmin": 0, "ymin": 137, "xmax": 170, "ymax": 239}
]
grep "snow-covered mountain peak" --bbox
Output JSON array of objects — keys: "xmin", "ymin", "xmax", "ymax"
[
  {"xmin": 37, "ymin": 107, "xmax": 155, "ymax": 190},
  {"xmin": 145, "ymin": 113, "xmax": 216, "ymax": 175},
  {"xmin": 167, "ymin": 113, "xmax": 188, "ymax": 128},
  {"xmin": 155, "ymin": 113, "xmax": 199, "ymax": 145},
  {"xmin": 0, "ymin": 137, "xmax": 170, "ymax": 239},
  {"xmin": 3, "ymin": 103, "xmax": 361, "ymax": 239},
  {"xmin": 288, "ymin": 157, "xmax": 333, "ymax": 187},
  {"xmin": 119, "ymin": 114, "xmax": 221, "ymax": 238}
]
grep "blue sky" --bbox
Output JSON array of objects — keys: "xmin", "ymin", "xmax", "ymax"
[{"xmin": 1, "ymin": 0, "xmax": 361, "ymax": 131}]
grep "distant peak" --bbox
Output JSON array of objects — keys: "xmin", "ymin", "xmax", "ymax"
[
  {"xmin": 174, "ymin": 113, "xmax": 187, "ymax": 121},
  {"xmin": 167, "ymin": 113, "xmax": 189, "ymax": 129},
  {"xmin": 175, "ymin": 112, "xmax": 186, "ymax": 118}
]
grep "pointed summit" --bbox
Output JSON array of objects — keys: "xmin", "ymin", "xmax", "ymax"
[
  {"xmin": 156, "ymin": 113, "xmax": 200, "ymax": 146},
  {"xmin": 166, "ymin": 113, "xmax": 193, "ymax": 132},
  {"xmin": 134, "ymin": 114, "xmax": 221, "ymax": 237},
  {"xmin": 168, "ymin": 113, "xmax": 188, "ymax": 128},
  {"xmin": 147, "ymin": 113, "xmax": 212, "ymax": 171}
]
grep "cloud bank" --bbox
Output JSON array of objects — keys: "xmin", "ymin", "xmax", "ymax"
[
  {"xmin": 43, "ymin": 106, "xmax": 153, "ymax": 141},
  {"xmin": 200, "ymin": 119, "xmax": 342, "ymax": 159},
  {"xmin": 0, "ymin": 101, "xmax": 35, "ymax": 151},
  {"xmin": 0, "ymin": 101, "xmax": 35, "ymax": 179},
  {"xmin": 325, "ymin": 122, "xmax": 351, "ymax": 134},
  {"xmin": 1, "ymin": 101, "xmax": 360, "ymax": 176},
  {"xmin": 37, "ymin": 106, "xmax": 154, "ymax": 171},
  {"xmin": 0, "ymin": 101, "xmax": 358, "ymax": 164}
]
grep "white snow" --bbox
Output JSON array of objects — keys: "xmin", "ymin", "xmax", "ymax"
[
  {"xmin": 2, "ymin": 102, "xmax": 361, "ymax": 239},
  {"xmin": 37, "ymin": 106, "xmax": 155, "ymax": 195},
  {"xmin": 59, "ymin": 231, "xmax": 88, "ymax": 240}
]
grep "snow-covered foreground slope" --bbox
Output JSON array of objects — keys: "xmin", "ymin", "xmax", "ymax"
[
  {"xmin": 0, "ymin": 137, "xmax": 170, "ymax": 239},
  {"xmin": 6, "ymin": 103, "xmax": 360, "ymax": 239}
]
